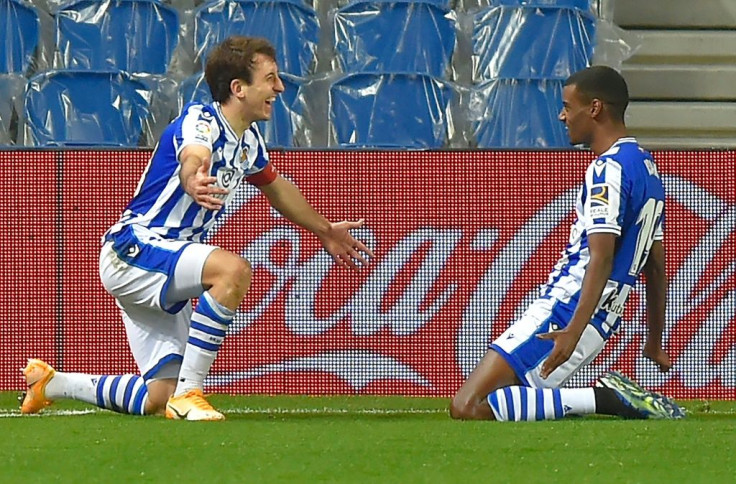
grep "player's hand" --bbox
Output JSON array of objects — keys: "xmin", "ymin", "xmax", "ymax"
[
  {"xmin": 642, "ymin": 341, "xmax": 672, "ymax": 372},
  {"xmin": 185, "ymin": 157, "xmax": 228, "ymax": 210},
  {"xmin": 319, "ymin": 219, "xmax": 374, "ymax": 272},
  {"xmin": 537, "ymin": 329, "xmax": 581, "ymax": 379}
]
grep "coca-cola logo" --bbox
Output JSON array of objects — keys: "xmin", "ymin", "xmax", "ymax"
[{"xmin": 10, "ymin": 150, "xmax": 731, "ymax": 397}]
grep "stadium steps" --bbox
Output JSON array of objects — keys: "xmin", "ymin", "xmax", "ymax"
[
  {"xmin": 623, "ymin": 30, "xmax": 736, "ymax": 66},
  {"xmin": 614, "ymin": 0, "xmax": 736, "ymax": 148},
  {"xmin": 614, "ymin": 0, "xmax": 736, "ymax": 28},
  {"xmin": 626, "ymin": 102, "xmax": 736, "ymax": 149}
]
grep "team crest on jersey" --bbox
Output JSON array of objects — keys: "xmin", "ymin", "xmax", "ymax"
[{"xmin": 590, "ymin": 184, "xmax": 610, "ymax": 218}]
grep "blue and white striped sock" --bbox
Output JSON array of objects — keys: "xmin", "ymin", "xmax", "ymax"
[
  {"xmin": 94, "ymin": 375, "xmax": 149, "ymax": 415},
  {"xmin": 45, "ymin": 372, "xmax": 148, "ymax": 415},
  {"xmin": 175, "ymin": 291, "xmax": 234, "ymax": 396},
  {"xmin": 488, "ymin": 386, "xmax": 596, "ymax": 421}
]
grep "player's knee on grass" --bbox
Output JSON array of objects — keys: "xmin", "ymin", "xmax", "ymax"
[
  {"xmin": 449, "ymin": 396, "xmax": 470, "ymax": 420},
  {"xmin": 450, "ymin": 392, "xmax": 494, "ymax": 420}
]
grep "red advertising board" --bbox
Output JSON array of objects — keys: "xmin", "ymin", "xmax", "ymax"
[{"xmin": 1, "ymin": 149, "xmax": 734, "ymax": 399}]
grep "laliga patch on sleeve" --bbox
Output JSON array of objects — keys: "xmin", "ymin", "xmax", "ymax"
[
  {"xmin": 193, "ymin": 120, "xmax": 212, "ymax": 143},
  {"xmin": 589, "ymin": 184, "xmax": 610, "ymax": 217}
]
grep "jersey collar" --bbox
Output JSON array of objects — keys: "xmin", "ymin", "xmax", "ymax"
[{"xmin": 212, "ymin": 102, "xmax": 239, "ymax": 142}]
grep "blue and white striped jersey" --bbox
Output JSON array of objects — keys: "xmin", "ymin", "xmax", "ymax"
[
  {"xmin": 106, "ymin": 102, "xmax": 274, "ymax": 243},
  {"xmin": 540, "ymin": 137, "xmax": 665, "ymax": 338}
]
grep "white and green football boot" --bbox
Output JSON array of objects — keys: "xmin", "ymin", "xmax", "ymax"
[{"xmin": 597, "ymin": 371, "xmax": 686, "ymax": 419}]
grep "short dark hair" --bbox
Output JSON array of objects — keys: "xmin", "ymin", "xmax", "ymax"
[
  {"xmin": 204, "ymin": 36, "xmax": 277, "ymax": 103},
  {"xmin": 565, "ymin": 65, "xmax": 629, "ymax": 122}
]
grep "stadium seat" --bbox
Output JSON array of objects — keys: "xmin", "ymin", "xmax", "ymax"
[
  {"xmin": 329, "ymin": 72, "xmax": 452, "ymax": 148},
  {"xmin": 0, "ymin": 0, "xmax": 40, "ymax": 74},
  {"xmin": 25, "ymin": 70, "xmax": 152, "ymax": 146},
  {"xmin": 334, "ymin": 0, "xmax": 456, "ymax": 77},
  {"xmin": 193, "ymin": 0, "xmax": 319, "ymax": 78},
  {"xmin": 473, "ymin": 0, "xmax": 595, "ymax": 80},
  {"xmin": 55, "ymin": 0, "xmax": 179, "ymax": 74},
  {"xmin": 178, "ymin": 72, "xmax": 304, "ymax": 148},
  {"xmin": 472, "ymin": 79, "xmax": 568, "ymax": 148}
]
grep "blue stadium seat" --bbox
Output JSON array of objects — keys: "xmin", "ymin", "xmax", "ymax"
[
  {"xmin": 0, "ymin": 0, "xmax": 40, "ymax": 74},
  {"xmin": 334, "ymin": 0, "xmax": 456, "ymax": 77},
  {"xmin": 55, "ymin": 0, "xmax": 179, "ymax": 74},
  {"xmin": 178, "ymin": 72, "xmax": 304, "ymax": 148},
  {"xmin": 329, "ymin": 72, "xmax": 452, "ymax": 148},
  {"xmin": 25, "ymin": 70, "xmax": 152, "ymax": 146},
  {"xmin": 472, "ymin": 79, "xmax": 568, "ymax": 148},
  {"xmin": 473, "ymin": 1, "xmax": 595, "ymax": 80},
  {"xmin": 194, "ymin": 0, "xmax": 319, "ymax": 78}
]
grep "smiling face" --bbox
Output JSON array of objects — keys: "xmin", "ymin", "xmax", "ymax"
[
  {"xmin": 204, "ymin": 37, "xmax": 285, "ymax": 128},
  {"xmin": 238, "ymin": 53, "xmax": 284, "ymax": 123},
  {"xmin": 558, "ymin": 84, "xmax": 595, "ymax": 146}
]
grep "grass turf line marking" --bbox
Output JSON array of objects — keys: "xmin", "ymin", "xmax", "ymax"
[
  {"xmin": 2, "ymin": 407, "xmax": 734, "ymax": 417},
  {"xmin": 0, "ymin": 407, "xmax": 446, "ymax": 418},
  {"xmin": 0, "ymin": 409, "xmax": 98, "ymax": 418},
  {"xmin": 226, "ymin": 407, "xmax": 447, "ymax": 415}
]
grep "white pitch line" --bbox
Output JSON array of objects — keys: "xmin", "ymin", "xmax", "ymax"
[
  {"xmin": 0, "ymin": 407, "xmax": 445, "ymax": 418},
  {"xmin": 226, "ymin": 407, "xmax": 736, "ymax": 417},
  {"xmin": 226, "ymin": 407, "xmax": 447, "ymax": 416},
  {"xmin": 0, "ymin": 409, "xmax": 98, "ymax": 418},
  {"xmin": 1, "ymin": 407, "xmax": 733, "ymax": 418}
]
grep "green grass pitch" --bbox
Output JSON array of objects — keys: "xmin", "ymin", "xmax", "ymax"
[{"xmin": 2, "ymin": 392, "xmax": 734, "ymax": 483}]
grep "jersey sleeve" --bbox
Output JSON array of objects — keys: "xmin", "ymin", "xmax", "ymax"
[
  {"xmin": 583, "ymin": 157, "xmax": 626, "ymax": 236},
  {"xmin": 653, "ymin": 212, "xmax": 664, "ymax": 241},
  {"xmin": 244, "ymin": 124, "xmax": 279, "ymax": 186},
  {"xmin": 174, "ymin": 104, "xmax": 218, "ymax": 157}
]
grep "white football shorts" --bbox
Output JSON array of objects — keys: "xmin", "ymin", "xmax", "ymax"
[
  {"xmin": 99, "ymin": 224, "xmax": 217, "ymax": 381},
  {"xmin": 491, "ymin": 297, "xmax": 607, "ymax": 389}
]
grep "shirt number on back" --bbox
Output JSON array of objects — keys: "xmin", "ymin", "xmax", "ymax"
[{"xmin": 629, "ymin": 198, "xmax": 664, "ymax": 276}]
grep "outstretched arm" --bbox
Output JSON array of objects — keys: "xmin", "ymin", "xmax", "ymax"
[
  {"xmin": 258, "ymin": 175, "xmax": 374, "ymax": 271},
  {"xmin": 179, "ymin": 144, "xmax": 228, "ymax": 210},
  {"xmin": 539, "ymin": 232, "xmax": 616, "ymax": 379},
  {"xmin": 641, "ymin": 240, "xmax": 671, "ymax": 372}
]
